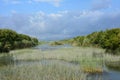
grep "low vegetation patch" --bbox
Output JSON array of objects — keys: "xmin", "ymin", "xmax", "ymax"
[
  {"xmin": 50, "ymin": 41, "xmax": 63, "ymax": 46},
  {"xmin": 83, "ymin": 67, "xmax": 103, "ymax": 74},
  {"xmin": 105, "ymin": 61, "xmax": 120, "ymax": 71},
  {"xmin": 0, "ymin": 54, "xmax": 14, "ymax": 66}
]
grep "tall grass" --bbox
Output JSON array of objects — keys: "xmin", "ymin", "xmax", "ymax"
[
  {"xmin": 0, "ymin": 47, "xmax": 120, "ymax": 80},
  {"xmin": 11, "ymin": 47, "xmax": 105, "ymax": 69},
  {"xmin": 104, "ymin": 53, "xmax": 120, "ymax": 70},
  {"xmin": 0, "ymin": 53, "xmax": 14, "ymax": 66},
  {"xmin": 0, "ymin": 60, "xmax": 87, "ymax": 80}
]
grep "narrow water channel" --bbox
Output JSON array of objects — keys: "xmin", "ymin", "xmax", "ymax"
[{"xmin": 34, "ymin": 44, "xmax": 72, "ymax": 51}]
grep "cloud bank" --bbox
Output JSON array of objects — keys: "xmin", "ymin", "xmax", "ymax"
[
  {"xmin": 2, "ymin": 0, "xmax": 62, "ymax": 7},
  {"xmin": 0, "ymin": 11, "xmax": 120, "ymax": 40},
  {"xmin": 92, "ymin": 0, "xmax": 111, "ymax": 10}
]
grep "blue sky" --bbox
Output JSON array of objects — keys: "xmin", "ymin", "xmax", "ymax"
[{"xmin": 0, "ymin": 0, "xmax": 120, "ymax": 40}]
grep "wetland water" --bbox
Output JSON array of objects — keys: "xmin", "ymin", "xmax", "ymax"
[
  {"xmin": 15, "ymin": 59, "xmax": 120, "ymax": 80},
  {"xmin": 1, "ymin": 44, "xmax": 120, "ymax": 80},
  {"xmin": 34, "ymin": 44, "xmax": 72, "ymax": 51},
  {"xmin": 34, "ymin": 44, "xmax": 120, "ymax": 80}
]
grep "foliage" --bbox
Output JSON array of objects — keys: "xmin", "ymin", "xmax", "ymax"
[
  {"xmin": 0, "ymin": 29, "xmax": 38, "ymax": 53},
  {"xmin": 50, "ymin": 41, "xmax": 63, "ymax": 46},
  {"xmin": 102, "ymin": 28, "xmax": 120, "ymax": 54},
  {"xmin": 63, "ymin": 28, "xmax": 120, "ymax": 54}
]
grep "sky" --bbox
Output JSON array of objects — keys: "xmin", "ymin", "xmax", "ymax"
[{"xmin": 0, "ymin": 0, "xmax": 120, "ymax": 40}]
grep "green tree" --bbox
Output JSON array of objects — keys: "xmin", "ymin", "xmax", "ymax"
[{"xmin": 0, "ymin": 29, "xmax": 39, "ymax": 53}]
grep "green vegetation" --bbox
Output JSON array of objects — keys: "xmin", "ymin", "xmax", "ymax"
[
  {"xmin": 0, "ymin": 28, "xmax": 120, "ymax": 80},
  {"xmin": 0, "ymin": 47, "xmax": 120, "ymax": 80},
  {"xmin": 0, "ymin": 47, "xmax": 104, "ymax": 80},
  {"xmin": 106, "ymin": 61, "xmax": 120, "ymax": 71},
  {"xmin": 38, "ymin": 41, "xmax": 48, "ymax": 45},
  {"xmin": 0, "ymin": 29, "xmax": 38, "ymax": 53},
  {"xmin": 0, "ymin": 46, "xmax": 120, "ymax": 80},
  {"xmin": 12, "ymin": 47, "xmax": 106, "ymax": 73},
  {"xmin": 0, "ymin": 54, "xmax": 14, "ymax": 66},
  {"xmin": 0, "ymin": 62, "xmax": 86, "ymax": 80},
  {"xmin": 50, "ymin": 41, "xmax": 63, "ymax": 46},
  {"xmin": 62, "ymin": 28, "xmax": 120, "ymax": 55}
]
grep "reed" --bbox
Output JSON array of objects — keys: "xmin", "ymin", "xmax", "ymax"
[{"xmin": 0, "ymin": 47, "xmax": 119, "ymax": 80}]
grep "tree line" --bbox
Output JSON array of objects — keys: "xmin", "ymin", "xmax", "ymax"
[
  {"xmin": 0, "ymin": 29, "xmax": 38, "ymax": 53},
  {"xmin": 62, "ymin": 28, "xmax": 120, "ymax": 55}
]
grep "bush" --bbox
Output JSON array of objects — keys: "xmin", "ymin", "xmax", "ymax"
[
  {"xmin": 0, "ymin": 29, "xmax": 39, "ymax": 53},
  {"xmin": 50, "ymin": 41, "xmax": 63, "ymax": 46},
  {"xmin": 64, "ymin": 28, "xmax": 120, "ymax": 55}
]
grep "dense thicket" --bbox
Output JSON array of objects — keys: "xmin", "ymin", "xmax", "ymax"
[
  {"xmin": 63, "ymin": 28, "xmax": 120, "ymax": 54},
  {"xmin": 0, "ymin": 29, "xmax": 38, "ymax": 53}
]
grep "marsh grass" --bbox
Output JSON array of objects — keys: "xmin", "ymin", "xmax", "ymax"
[
  {"xmin": 0, "ymin": 53, "xmax": 14, "ymax": 66},
  {"xmin": 11, "ymin": 47, "xmax": 105, "ymax": 73},
  {"xmin": 104, "ymin": 53, "xmax": 120, "ymax": 71},
  {"xmin": 0, "ymin": 47, "xmax": 120, "ymax": 80},
  {"xmin": 0, "ymin": 60, "xmax": 87, "ymax": 80}
]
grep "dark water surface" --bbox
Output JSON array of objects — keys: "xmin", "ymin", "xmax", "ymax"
[
  {"xmin": 88, "ymin": 69, "xmax": 120, "ymax": 80},
  {"xmin": 106, "ymin": 70, "xmax": 120, "ymax": 80}
]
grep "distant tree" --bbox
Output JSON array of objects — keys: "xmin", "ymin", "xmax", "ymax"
[
  {"xmin": 63, "ymin": 28, "xmax": 120, "ymax": 54},
  {"xmin": 0, "ymin": 29, "xmax": 18, "ymax": 52},
  {"xmin": 0, "ymin": 29, "xmax": 39, "ymax": 53},
  {"xmin": 102, "ymin": 28, "xmax": 120, "ymax": 54}
]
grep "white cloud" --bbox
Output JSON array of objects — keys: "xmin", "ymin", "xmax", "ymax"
[
  {"xmin": 28, "ymin": 0, "xmax": 33, "ymax": 4},
  {"xmin": 49, "ymin": 13, "xmax": 62, "ymax": 20},
  {"xmin": 33, "ymin": 0, "xmax": 62, "ymax": 7},
  {"xmin": 0, "ymin": 11, "xmax": 120, "ymax": 40},
  {"xmin": 11, "ymin": 10, "xmax": 17, "ymax": 14},
  {"xmin": 2, "ymin": 0, "xmax": 62, "ymax": 6},
  {"xmin": 2, "ymin": 0, "xmax": 21, "ymax": 4},
  {"xmin": 92, "ymin": 0, "xmax": 111, "ymax": 10}
]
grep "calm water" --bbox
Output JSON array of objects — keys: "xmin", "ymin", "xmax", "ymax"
[
  {"xmin": 87, "ymin": 68, "xmax": 120, "ymax": 80},
  {"xmin": 34, "ymin": 44, "xmax": 72, "ymax": 51}
]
